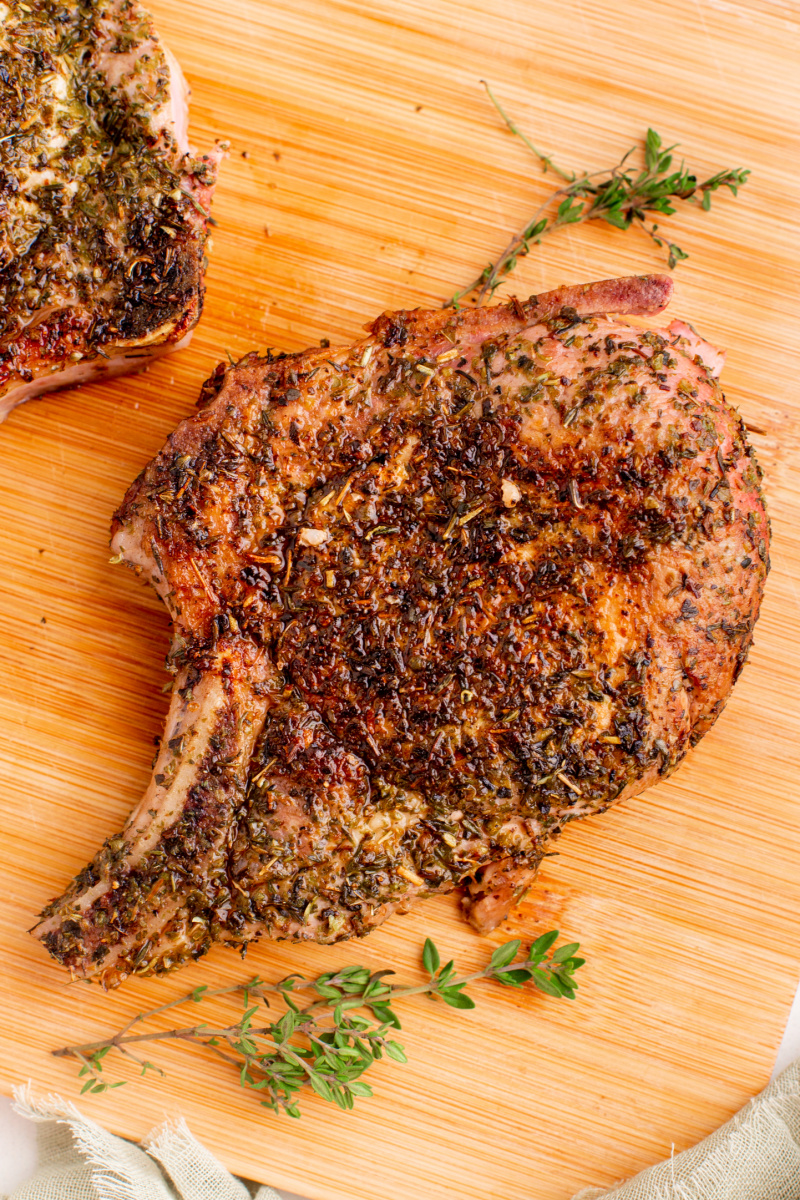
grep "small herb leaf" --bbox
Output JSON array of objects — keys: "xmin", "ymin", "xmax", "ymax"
[
  {"xmin": 422, "ymin": 938, "xmax": 441, "ymax": 976},
  {"xmin": 529, "ymin": 930, "xmax": 560, "ymax": 961},
  {"xmin": 490, "ymin": 940, "xmax": 521, "ymax": 970},
  {"xmin": 439, "ymin": 989, "xmax": 477, "ymax": 1010},
  {"xmin": 550, "ymin": 942, "xmax": 581, "ymax": 964}
]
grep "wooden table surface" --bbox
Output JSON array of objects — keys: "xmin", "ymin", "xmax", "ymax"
[{"xmin": 1, "ymin": 1, "xmax": 799, "ymax": 1197}]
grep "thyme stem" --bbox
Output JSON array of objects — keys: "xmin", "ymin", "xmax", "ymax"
[{"xmin": 480, "ymin": 81, "xmax": 574, "ymax": 182}]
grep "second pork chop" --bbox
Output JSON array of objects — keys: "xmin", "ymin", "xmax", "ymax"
[
  {"xmin": 0, "ymin": 0, "xmax": 223, "ymax": 418},
  {"xmin": 34, "ymin": 275, "xmax": 769, "ymax": 986}
]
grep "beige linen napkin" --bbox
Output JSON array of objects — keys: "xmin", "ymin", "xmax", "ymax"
[
  {"xmin": 2, "ymin": 1085, "xmax": 281, "ymax": 1200},
  {"xmin": 4, "ymin": 1063, "xmax": 800, "ymax": 1200}
]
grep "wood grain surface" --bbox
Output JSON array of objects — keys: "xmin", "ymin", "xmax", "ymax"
[{"xmin": 1, "ymin": 1, "xmax": 799, "ymax": 1197}]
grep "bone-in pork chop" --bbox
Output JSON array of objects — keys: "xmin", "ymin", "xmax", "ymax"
[
  {"xmin": 34, "ymin": 275, "xmax": 769, "ymax": 986},
  {"xmin": 0, "ymin": 0, "xmax": 223, "ymax": 418}
]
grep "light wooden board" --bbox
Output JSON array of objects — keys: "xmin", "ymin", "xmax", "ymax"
[{"xmin": 1, "ymin": 1, "xmax": 799, "ymax": 1196}]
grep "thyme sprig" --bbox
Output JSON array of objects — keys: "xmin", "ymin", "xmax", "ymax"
[
  {"xmin": 447, "ymin": 83, "xmax": 750, "ymax": 307},
  {"xmin": 54, "ymin": 931, "xmax": 584, "ymax": 1118}
]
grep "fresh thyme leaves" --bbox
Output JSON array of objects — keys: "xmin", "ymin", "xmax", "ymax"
[
  {"xmin": 54, "ymin": 931, "xmax": 584, "ymax": 1118},
  {"xmin": 447, "ymin": 82, "xmax": 750, "ymax": 307}
]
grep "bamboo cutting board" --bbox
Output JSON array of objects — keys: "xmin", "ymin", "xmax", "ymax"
[{"xmin": 1, "ymin": 1, "xmax": 799, "ymax": 1196}]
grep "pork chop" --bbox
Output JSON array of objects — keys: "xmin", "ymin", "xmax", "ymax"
[
  {"xmin": 0, "ymin": 0, "xmax": 224, "ymax": 419},
  {"xmin": 33, "ymin": 275, "xmax": 769, "ymax": 986}
]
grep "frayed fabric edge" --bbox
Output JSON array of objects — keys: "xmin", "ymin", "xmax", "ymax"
[
  {"xmin": 568, "ymin": 1060, "xmax": 800, "ymax": 1200},
  {"xmin": 144, "ymin": 1117, "xmax": 284, "ymax": 1200},
  {"xmin": 142, "ymin": 1116, "xmax": 198, "ymax": 1165},
  {"xmin": 12, "ymin": 1083, "xmax": 160, "ymax": 1200}
]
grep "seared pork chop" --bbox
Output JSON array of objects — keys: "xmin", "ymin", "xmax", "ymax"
[
  {"xmin": 34, "ymin": 275, "xmax": 769, "ymax": 986},
  {"xmin": 0, "ymin": 0, "xmax": 223, "ymax": 418}
]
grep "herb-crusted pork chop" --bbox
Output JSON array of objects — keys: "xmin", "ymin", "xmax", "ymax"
[
  {"xmin": 34, "ymin": 275, "xmax": 769, "ymax": 986},
  {"xmin": 0, "ymin": 0, "xmax": 223, "ymax": 418}
]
